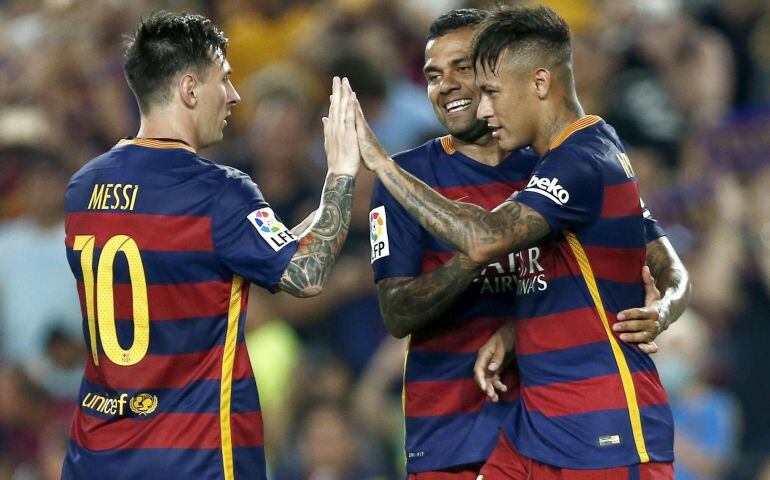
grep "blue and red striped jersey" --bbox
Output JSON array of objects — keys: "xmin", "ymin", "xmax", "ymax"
[
  {"xmin": 61, "ymin": 138, "xmax": 298, "ymax": 479},
  {"xmin": 502, "ymin": 116, "xmax": 674, "ymax": 469},
  {"xmin": 371, "ymin": 137, "xmax": 537, "ymax": 472}
]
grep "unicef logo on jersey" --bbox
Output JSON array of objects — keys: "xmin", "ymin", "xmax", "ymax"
[
  {"xmin": 253, "ymin": 210, "xmax": 284, "ymax": 233},
  {"xmin": 81, "ymin": 391, "xmax": 159, "ymax": 418}
]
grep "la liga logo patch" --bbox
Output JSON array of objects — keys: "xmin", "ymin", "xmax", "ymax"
[
  {"xmin": 370, "ymin": 211, "xmax": 384, "ymax": 242},
  {"xmin": 253, "ymin": 209, "xmax": 283, "ymax": 233},
  {"xmin": 247, "ymin": 207, "xmax": 297, "ymax": 252},
  {"xmin": 369, "ymin": 206, "xmax": 389, "ymax": 263}
]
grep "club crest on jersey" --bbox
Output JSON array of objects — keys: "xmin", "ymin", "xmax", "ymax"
[
  {"xmin": 524, "ymin": 175, "xmax": 570, "ymax": 205},
  {"xmin": 369, "ymin": 206, "xmax": 390, "ymax": 263},
  {"xmin": 247, "ymin": 207, "xmax": 297, "ymax": 252}
]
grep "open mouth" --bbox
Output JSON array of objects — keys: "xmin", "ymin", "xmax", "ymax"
[{"xmin": 444, "ymin": 99, "xmax": 472, "ymax": 113}]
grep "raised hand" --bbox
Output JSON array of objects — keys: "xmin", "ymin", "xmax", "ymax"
[
  {"xmin": 352, "ymin": 94, "xmax": 390, "ymax": 172},
  {"xmin": 323, "ymin": 77, "xmax": 360, "ymax": 177}
]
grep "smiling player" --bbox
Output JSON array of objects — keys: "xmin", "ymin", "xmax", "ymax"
[
  {"xmin": 62, "ymin": 12, "xmax": 360, "ymax": 479},
  {"xmin": 368, "ymin": 7, "xmax": 689, "ymax": 480}
]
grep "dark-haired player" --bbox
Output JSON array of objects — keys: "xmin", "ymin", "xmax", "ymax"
[
  {"xmin": 367, "ymin": 7, "xmax": 689, "ymax": 480},
  {"xmin": 62, "ymin": 12, "xmax": 360, "ymax": 479}
]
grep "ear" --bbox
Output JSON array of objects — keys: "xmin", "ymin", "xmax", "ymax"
[
  {"xmin": 179, "ymin": 73, "xmax": 197, "ymax": 108},
  {"xmin": 533, "ymin": 68, "xmax": 551, "ymax": 100}
]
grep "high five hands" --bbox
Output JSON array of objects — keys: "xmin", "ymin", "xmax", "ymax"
[{"xmin": 323, "ymin": 77, "xmax": 361, "ymax": 178}]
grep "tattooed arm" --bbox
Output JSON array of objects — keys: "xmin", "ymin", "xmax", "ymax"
[
  {"xmin": 354, "ymin": 106, "xmax": 549, "ymax": 263},
  {"xmin": 278, "ymin": 174, "xmax": 354, "ymax": 297},
  {"xmin": 378, "ymin": 254, "xmax": 482, "ymax": 338},
  {"xmin": 278, "ymin": 77, "xmax": 359, "ymax": 297},
  {"xmin": 291, "ymin": 209, "xmax": 317, "ymax": 237}
]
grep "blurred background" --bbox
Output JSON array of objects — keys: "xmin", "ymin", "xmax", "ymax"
[{"xmin": 0, "ymin": 0, "xmax": 768, "ymax": 478}]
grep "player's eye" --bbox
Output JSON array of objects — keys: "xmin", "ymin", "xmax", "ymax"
[
  {"xmin": 426, "ymin": 74, "xmax": 441, "ymax": 83},
  {"xmin": 457, "ymin": 65, "xmax": 472, "ymax": 73}
]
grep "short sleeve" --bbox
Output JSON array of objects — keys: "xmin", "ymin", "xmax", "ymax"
[
  {"xmin": 513, "ymin": 149, "xmax": 603, "ymax": 233},
  {"xmin": 369, "ymin": 177, "xmax": 423, "ymax": 281},
  {"xmin": 213, "ymin": 171, "xmax": 298, "ymax": 291},
  {"xmin": 642, "ymin": 199, "xmax": 666, "ymax": 243}
]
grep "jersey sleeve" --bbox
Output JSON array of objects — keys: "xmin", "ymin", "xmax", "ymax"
[
  {"xmin": 369, "ymin": 177, "xmax": 423, "ymax": 281},
  {"xmin": 512, "ymin": 148, "xmax": 604, "ymax": 233},
  {"xmin": 642, "ymin": 199, "xmax": 666, "ymax": 243},
  {"xmin": 213, "ymin": 171, "xmax": 299, "ymax": 291}
]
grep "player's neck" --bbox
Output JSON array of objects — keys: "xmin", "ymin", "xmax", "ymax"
[
  {"xmin": 451, "ymin": 133, "xmax": 508, "ymax": 167},
  {"xmin": 533, "ymin": 97, "xmax": 584, "ymax": 155},
  {"xmin": 137, "ymin": 107, "xmax": 199, "ymax": 151}
]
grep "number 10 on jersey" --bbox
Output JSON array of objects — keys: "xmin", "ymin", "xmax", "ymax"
[{"xmin": 73, "ymin": 235, "xmax": 150, "ymax": 366}]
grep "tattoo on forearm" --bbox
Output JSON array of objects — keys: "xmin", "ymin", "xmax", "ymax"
[
  {"xmin": 381, "ymin": 165, "xmax": 549, "ymax": 261},
  {"xmin": 378, "ymin": 255, "xmax": 481, "ymax": 337},
  {"xmin": 279, "ymin": 174, "xmax": 354, "ymax": 297}
]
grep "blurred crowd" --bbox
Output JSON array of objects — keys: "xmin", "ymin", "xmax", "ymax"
[{"xmin": 0, "ymin": 0, "xmax": 769, "ymax": 479}]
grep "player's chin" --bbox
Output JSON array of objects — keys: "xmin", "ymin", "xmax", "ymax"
[
  {"xmin": 448, "ymin": 119, "xmax": 485, "ymax": 140},
  {"xmin": 495, "ymin": 132, "xmax": 518, "ymax": 151}
]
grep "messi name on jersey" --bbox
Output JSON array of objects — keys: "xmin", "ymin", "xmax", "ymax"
[{"xmin": 87, "ymin": 183, "xmax": 139, "ymax": 211}]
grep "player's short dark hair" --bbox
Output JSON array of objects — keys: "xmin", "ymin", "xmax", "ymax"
[
  {"xmin": 472, "ymin": 5, "xmax": 571, "ymax": 75},
  {"xmin": 427, "ymin": 8, "xmax": 490, "ymax": 40},
  {"xmin": 123, "ymin": 12, "xmax": 228, "ymax": 112}
]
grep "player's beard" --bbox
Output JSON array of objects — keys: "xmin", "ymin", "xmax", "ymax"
[{"xmin": 450, "ymin": 118, "xmax": 492, "ymax": 144}]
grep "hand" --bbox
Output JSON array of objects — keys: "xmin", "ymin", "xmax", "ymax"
[
  {"xmin": 474, "ymin": 324, "xmax": 515, "ymax": 402},
  {"xmin": 352, "ymin": 94, "xmax": 391, "ymax": 172},
  {"xmin": 323, "ymin": 77, "xmax": 360, "ymax": 177},
  {"xmin": 613, "ymin": 265, "xmax": 663, "ymax": 354}
]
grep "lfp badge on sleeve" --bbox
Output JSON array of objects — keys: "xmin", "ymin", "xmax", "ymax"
[
  {"xmin": 247, "ymin": 207, "xmax": 297, "ymax": 252},
  {"xmin": 369, "ymin": 206, "xmax": 390, "ymax": 263}
]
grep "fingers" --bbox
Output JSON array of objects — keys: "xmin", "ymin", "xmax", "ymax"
[
  {"xmin": 618, "ymin": 330, "xmax": 656, "ymax": 343},
  {"xmin": 345, "ymin": 90, "xmax": 356, "ymax": 129},
  {"xmin": 492, "ymin": 377, "xmax": 508, "ymax": 393},
  {"xmin": 474, "ymin": 347, "xmax": 495, "ymax": 391},
  {"xmin": 614, "ymin": 319, "xmax": 660, "ymax": 343},
  {"xmin": 613, "ymin": 319, "xmax": 658, "ymax": 332},
  {"xmin": 330, "ymin": 76, "xmax": 341, "ymax": 127},
  {"xmin": 353, "ymin": 94, "xmax": 368, "ymax": 138},
  {"xmin": 638, "ymin": 341, "xmax": 659, "ymax": 354},
  {"xmin": 322, "ymin": 116, "xmax": 330, "ymax": 151},
  {"xmin": 616, "ymin": 307, "xmax": 658, "ymax": 322},
  {"xmin": 337, "ymin": 78, "xmax": 350, "ymax": 132},
  {"xmin": 486, "ymin": 375, "xmax": 500, "ymax": 403},
  {"xmin": 641, "ymin": 265, "xmax": 661, "ymax": 306}
]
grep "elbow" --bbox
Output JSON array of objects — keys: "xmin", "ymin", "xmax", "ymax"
[
  {"xmin": 289, "ymin": 284, "xmax": 324, "ymax": 298},
  {"xmin": 382, "ymin": 317, "xmax": 410, "ymax": 339},
  {"xmin": 301, "ymin": 286, "xmax": 324, "ymax": 298},
  {"xmin": 381, "ymin": 310, "xmax": 411, "ymax": 339},
  {"xmin": 684, "ymin": 276, "xmax": 693, "ymax": 303}
]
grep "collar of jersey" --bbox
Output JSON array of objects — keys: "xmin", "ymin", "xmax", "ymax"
[
  {"xmin": 548, "ymin": 115, "xmax": 602, "ymax": 151},
  {"xmin": 115, "ymin": 137, "xmax": 196, "ymax": 153}
]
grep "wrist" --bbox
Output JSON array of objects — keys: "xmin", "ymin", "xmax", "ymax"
[
  {"xmin": 499, "ymin": 323, "xmax": 516, "ymax": 351},
  {"xmin": 371, "ymin": 154, "xmax": 394, "ymax": 174},
  {"xmin": 327, "ymin": 170, "xmax": 356, "ymax": 180},
  {"xmin": 656, "ymin": 300, "xmax": 671, "ymax": 332}
]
